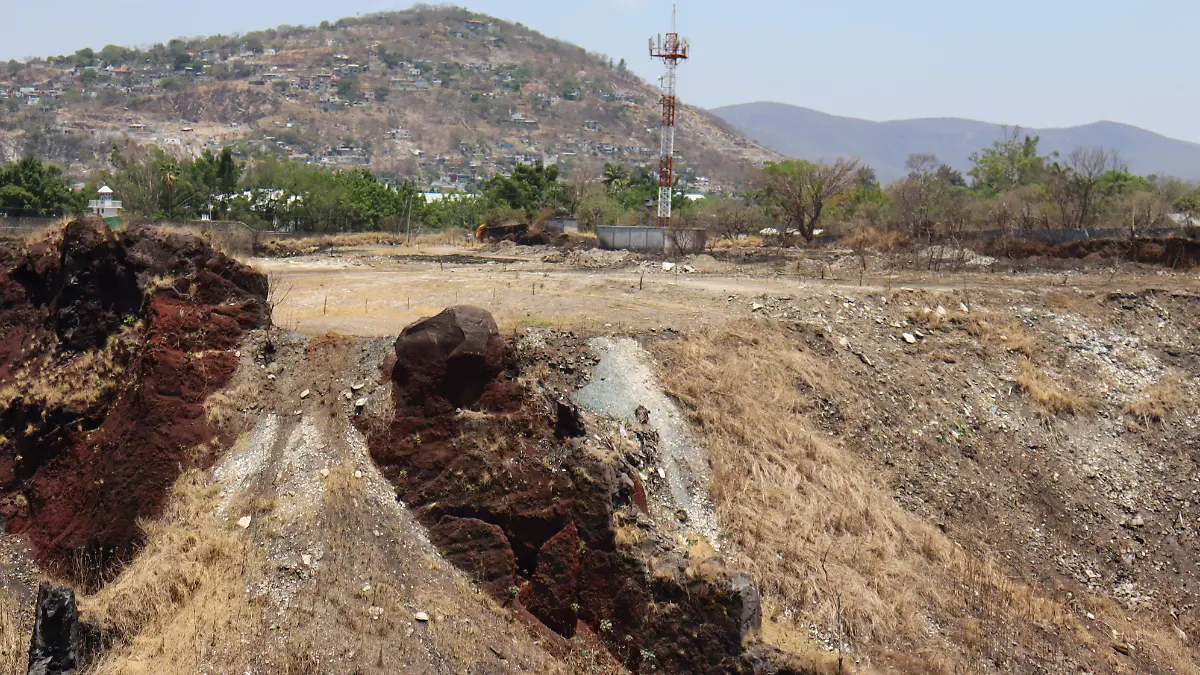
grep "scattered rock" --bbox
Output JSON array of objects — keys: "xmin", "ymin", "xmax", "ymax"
[
  {"xmin": 354, "ymin": 397, "xmax": 369, "ymax": 409},
  {"xmin": 903, "ymin": 333, "xmax": 918, "ymax": 344},
  {"xmin": 301, "ymin": 554, "xmax": 312, "ymax": 567},
  {"xmin": 236, "ymin": 516, "xmax": 252, "ymax": 529},
  {"xmin": 662, "ymin": 262, "xmax": 676, "ymax": 272},
  {"xmin": 299, "ymin": 389, "xmax": 311, "ymax": 399},
  {"xmin": 413, "ymin": 611, "xmax": 430, "ymax": 622},
  {"xmin": 319, "ymin": 468, "xmax": 330, "ymax": 478}
]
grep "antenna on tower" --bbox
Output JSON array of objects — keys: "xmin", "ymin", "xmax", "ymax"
[{"xmin": 649, "ymin": 6, "xmax": 689, "ymax": 229}]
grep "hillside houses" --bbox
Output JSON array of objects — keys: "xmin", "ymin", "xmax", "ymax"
[{"xmin": 0, "ymin": 9, "xmax": 759, "ymax": 192}]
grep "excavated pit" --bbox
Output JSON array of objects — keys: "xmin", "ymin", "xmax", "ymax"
[
  {"xmin": 367, "ymin": 306, "xmax": 804, "ymax": 674},
  {"xmin": 0, "ymin": 217, "xmax": 267, "ymax": 577}
]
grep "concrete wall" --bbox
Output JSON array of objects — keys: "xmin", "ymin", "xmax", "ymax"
[
  {"xmin": 596, "ymin": 226, "xmax": 665, "ymax": 252},
  {"xmin": 543, "ymin": 219, "xmax": 578, "ymax": 234},
  {"xmin": 665, "ymin": 229, "xmax": 707, "ymax": 255},
  {"xmin": 596, "ymin": 226, "xmax": 708, "ymax": 255}
]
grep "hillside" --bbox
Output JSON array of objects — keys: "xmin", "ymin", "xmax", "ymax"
[
  {"xmin": 712, "ymin": 101, "xmax": 1200, "ymax": 182},
  {"xmin": 0, "ymin": 7, "xmax": 777, "ymax": 190}
]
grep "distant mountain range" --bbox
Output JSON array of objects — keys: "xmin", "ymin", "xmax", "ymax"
[{"xmin": 711, "ymin": 102, "xmax": 1200, "ymax": 183}]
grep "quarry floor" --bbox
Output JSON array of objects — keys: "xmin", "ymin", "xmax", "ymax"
[{"xmin": 254, "ymin": 244, "xmax": 1198, "ymax": 337}]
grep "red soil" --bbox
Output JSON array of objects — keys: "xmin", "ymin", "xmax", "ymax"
[{"xmin": 0, "ymin": 217, "xmax": 267, "ymax": 577}]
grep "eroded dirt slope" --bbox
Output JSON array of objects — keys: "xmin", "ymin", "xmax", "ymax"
[{"xmin": 0, "ymin": 217, "xmax": 267, "ymax": 574}]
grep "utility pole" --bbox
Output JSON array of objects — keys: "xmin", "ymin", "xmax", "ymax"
[
  {"xmin": 404, "ymin": 190, "xmax": 415, "ymax": 243},
  {"xmin": 649, "ymin": 6, "xmax": 690, "ymax": 228}
]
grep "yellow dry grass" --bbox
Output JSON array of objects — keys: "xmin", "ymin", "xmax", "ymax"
[
  {"xmin": 711, "ymin": 235, "xmax": 765, "ymax": 249},
  {"xmin": 80, "ymin": 470, "xmax": 264, "ymax": 675},
  {"xmin": 649, "ymin": 319, "xmax": 1194, "ymax": 671},
  {"xmin": 0, "ymin": 588, "xmax": 27, "ymax": 674},
  {"xmin": 1127, "ymin": 373, "xmax": 1186, "ymax": 423},
  {"xmin": 1016, "ymin": 358, "xmax": 1086, "ymax": 415},
  {"xmin": 0, "ymin": 324, "xmax": 142, "ymax": 411},
  {"xmin": 907, "ymin": 307, "xmax": 1035, "ymax": 357}
]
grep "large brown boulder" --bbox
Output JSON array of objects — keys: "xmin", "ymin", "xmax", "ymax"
[{"xmin": 392, "ymin": 305, "xmax": 504, "ymax": 410}]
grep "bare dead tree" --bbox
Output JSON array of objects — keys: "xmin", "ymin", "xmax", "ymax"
[{"xmin": 264, "ymin": 272, "xmax": 293, "ymax": 354}]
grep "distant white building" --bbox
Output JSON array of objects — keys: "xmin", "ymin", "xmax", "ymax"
[{"xmin": 89, "ymin": 186, "xmax": 122, "ymax": 227}]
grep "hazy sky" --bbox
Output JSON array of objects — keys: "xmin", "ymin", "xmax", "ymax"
[{"xmin": 3, "ymin": 0, "xmax": 1197, "ymax": 142}]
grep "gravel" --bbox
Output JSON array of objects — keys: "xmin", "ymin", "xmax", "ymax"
[{"xmin": 573, "ymin": 336, "xmax": 721, "ymax": 546}]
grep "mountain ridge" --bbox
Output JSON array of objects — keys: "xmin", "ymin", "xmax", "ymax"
[
  {"xmin": 0, "ymin": 8, "xmax": 778, "ymax": 189},
  {"xmin": 711, "ymin": 101, "xmax": 1200, "ymax": 182}
]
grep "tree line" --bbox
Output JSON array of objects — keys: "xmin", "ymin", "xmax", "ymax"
[
  {"xmin": 744, "ymin": 129, "xmax": 1198, "ymax": 244},
  {"xmin": 3, "ymin": 130, "xmax": 1198, "ymax": 241}
]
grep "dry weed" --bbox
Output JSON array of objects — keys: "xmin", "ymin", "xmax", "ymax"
[
  {"xmin": 80, "ymin": 469, "xmax": 264, "ymax": 674},
  {"xmin": 843, "ymin": 227, "xmax": 909, "ymax": 253},
  {"xmin": 1127, "ymin": 373, "xmax": 1186, "ymax": 423},
  {"xmin": 711, "ymin": 235, "xmax": 765, "ymax": 249},
  {"xmin": 0, "ymin": 588, "xmax": 27, "ymax": 675},
  {"xmin": 0, "ymin": 324, "xmax": 143, "ymax": 411},
  {"xmin": 907, "ymin": 307, "xmax": 1035, "ymax": 356},
  {"xmin": 648, "ymin": 319, "xmax": 1156, "ymax": 669},
  {"xmin": 1016, "ymin": 358, "xmax": 1085, "ymax": 415}
]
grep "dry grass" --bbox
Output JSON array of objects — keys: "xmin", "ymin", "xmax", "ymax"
[
  {"xmin": 1016, "ymin": 358, "xmax": 1085, "ymax": 415},
  {"xmin": 1127, "ymin": 373, "xmax": 1186, "ymax": 423},
  {"xmin": 0, "ymin": 588, "xmax": 27, "ymax": 674},
  {"xmin": 711, "ymin": 235, "xmax": 765, "ymax": 249},
  {"xmin": 843, "ymin": 227, "xmax": 910, "ymax": 253},
  {"xmin": 203, "ymin": 377, "xmax": 264, "ymax": 430},
  {"xmin": 80, "ymin": 469, "xmax": 264, "ymax": 675},
  {"xmin": 648, "ymin": 319, "xmax": 1194, "ymax": 670},
  {"xmin": 907, "ymin": 307, "xmax": 1036, "ymax": 357},
  {"xmin": 0, "ymin": 324, "xmax": 143, "ymax": 411}
]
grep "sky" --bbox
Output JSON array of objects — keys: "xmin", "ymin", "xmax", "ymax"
[{"xmin": 3, "ymin": 0, "xmax": 1198, "ymax": 143}]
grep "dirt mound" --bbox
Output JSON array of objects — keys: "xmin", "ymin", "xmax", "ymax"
[
  {"xmin": 367, "ymin": 308, "xmax": 805, "ymax": 673},
  {"xmin": 981, "ymin": 236, "xmax": 1200, "ymax": 268},
  {"xmin": 0, "ymin": 217, "xmax": 267, "ymax": 576}
]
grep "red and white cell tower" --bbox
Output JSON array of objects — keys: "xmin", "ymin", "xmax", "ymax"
[{"xmin": 649, "ymin": 8, "xmax": 689, "ymax": 228}]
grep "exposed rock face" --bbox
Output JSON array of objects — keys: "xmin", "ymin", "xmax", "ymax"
[
  {"xmin": 27, "ymin": 584, "xmax": 81, "ymax": 675},
  {"xmin": 392, "ymin": 305, "xmax": 504, "ymax": 410},
  {"xmin": 428, "ymin": 516, "xmax": 518, "ymax": 599},
  {"xmin": 369, "ymin": 306, "xmax": 808, "ymax": 673},
  {"xmin": 519, "ymin": 524, "xmax": 582, "ymax": 637},
  {"xmin": 0, "ymin": 218, "xmax": 269, "ymax": 575}
]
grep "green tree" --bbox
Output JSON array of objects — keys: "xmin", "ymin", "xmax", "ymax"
[
  {"xmin": 98, "ymin": 44, "xmax": 133, "ymax": 67},
  {"xmin": 483, "ymin": 162, "xmax": 563, "ymax": 219},
  {"xmin": 374, "ymin": 86, "xmax": 390, "ymax": 102},
  {"xmin": 758, "ymin": 158, "xmax": 859, "ymax": 241},
  {"xmin": 967, "ymin": 127, "xmax": 1047, "ymax": 194},
  {"xmin": 73, "ymin": 48, "xmax": 96, "ymax": 68},
  {"xmin": 336, "ymin": 76, "xmax": 360, "ymax": 100},
  {"xmin": 0, "ymin": 156, "xmax": 80, "ymax": 216}
]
